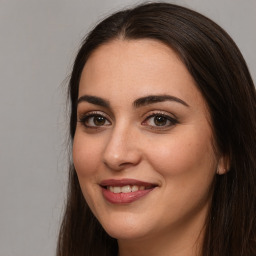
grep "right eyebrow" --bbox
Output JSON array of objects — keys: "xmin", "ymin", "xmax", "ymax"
[{"xmin": 77, "ymin": 95, "xmax": 110, "ymax": 108}]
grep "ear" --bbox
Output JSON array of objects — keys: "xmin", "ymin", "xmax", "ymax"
[{"xmin": 216, "ymin": 155, "xmax": 230, "ymax": 175}]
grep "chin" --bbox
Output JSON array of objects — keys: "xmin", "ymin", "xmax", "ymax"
[
  {"xmin": 100, "ymin": 214, "xmax": 152, "ymax": 240},
  {"xmin": 106, "ymin": 228, "xmax": 149, "ymax": 241}
]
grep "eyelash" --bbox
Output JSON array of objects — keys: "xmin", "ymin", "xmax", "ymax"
[
  {"xmin": 78, "ymin": 111, "xmax": 111, "ymax": 129},
  {"xmin": 78, "ymin": 111, "xmax": 178, "ymax": 130},
  {"xmin": 142, "ymin": 112, "xmax": 178, "ymax": 129}
]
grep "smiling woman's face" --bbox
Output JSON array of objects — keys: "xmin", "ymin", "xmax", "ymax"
[{"xmin": 73, "ymin": 39, "xmax": 223, "ymax": 244}]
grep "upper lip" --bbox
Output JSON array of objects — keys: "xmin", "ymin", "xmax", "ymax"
[{"xmin": 100, "ymin": 178, "xmax": 158, "ymax": 188}]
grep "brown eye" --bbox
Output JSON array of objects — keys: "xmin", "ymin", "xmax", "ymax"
[
  {"xmin": 93, "ymin": 116, "xmax": 106, "ymax": 126},
  {"xmin": 154, "ymin": 116, "xmax": 168, "ymax": 126},
  {"xmin": 79, "ymin": 113, "xmax": 111, "ymax": 128},
  {"xmin": 142, "ymin": 113, "xmax": 178, "ymax": 129}
]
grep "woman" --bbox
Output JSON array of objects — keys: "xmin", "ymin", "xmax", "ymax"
[{"xmin": 57, "ymin": 2, "xmax": 256, "ymax": 256}]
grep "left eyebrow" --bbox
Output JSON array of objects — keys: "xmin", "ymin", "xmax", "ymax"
[{"xmin": 133, "ymin": 95, "xmax": 189, "ymax": 108}]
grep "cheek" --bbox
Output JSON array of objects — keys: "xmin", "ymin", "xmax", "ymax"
[
  {"xmin": 72, "ymin": 132, "xmax": 103, "ymax": 178},
  {"xmin": 144, "ymin": 129, "xmax": 217, "ymax": 221},
  {"xmin": 145, "ymin": 127, "xmax": 217, "ymax": 178},
  {"xmin": 72, "ymin": 132, "xmax": 105, "ymax": 216}
]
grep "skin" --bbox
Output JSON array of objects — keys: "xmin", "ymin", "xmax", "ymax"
[{"xmin": 73, "ymin": 39, "xmax": 225, "ymax": 256}]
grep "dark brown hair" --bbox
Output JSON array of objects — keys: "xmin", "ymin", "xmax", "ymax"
[{"xmin": 57, "ymin": 3, "xmax": 256, "ymax": 256}]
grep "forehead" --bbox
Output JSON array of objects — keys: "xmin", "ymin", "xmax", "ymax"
[{"xmin": 79, "ymin": 39, "xmax": 205, "ymax": 109}]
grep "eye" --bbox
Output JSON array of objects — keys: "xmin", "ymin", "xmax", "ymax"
[
  {"xmin": 78, "ymin": 112, "xmax": 111, "ymax": 128},
  {"xmin": 142, "ymin": 113, "xmax": 178, "ymax": 129}
]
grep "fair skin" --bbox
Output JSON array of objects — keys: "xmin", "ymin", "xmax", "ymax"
[{"xmin": 73, "ymin": 39, "xmax": 225, "ymax": 256}]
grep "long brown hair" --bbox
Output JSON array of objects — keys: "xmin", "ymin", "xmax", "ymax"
[{"xmin": 57, "ymin": 3, "xmax": 256, "ymax": 256}]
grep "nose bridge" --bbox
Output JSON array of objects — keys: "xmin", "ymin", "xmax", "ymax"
[{"xmin": 103, "ymin": 120, "xmax": 141, "ymax": 170}]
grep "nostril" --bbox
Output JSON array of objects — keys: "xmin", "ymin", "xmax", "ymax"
[{"xmin": 103, "ymin": 155, "xmax": 141, "ymax": 171}]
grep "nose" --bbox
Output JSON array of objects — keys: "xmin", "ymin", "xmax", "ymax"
[{"xmin": 102, "ymin": 125, "xmax": 142, "ymax": 171}]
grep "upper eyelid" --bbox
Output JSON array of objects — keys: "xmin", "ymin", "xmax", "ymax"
[
  {"xmin": 145, "ymin": 114, "xmax": 176, "ymax": 122},
  {"xmin": 142, "ymin": 110, "xmax": 177, "ymax": 120},
  {"xmin": 78, "ymin": 110, "xmax": 111, "ymax": 119},
  {"xmin": 77, "ymin": 103, "xmax": 114, "ymax": 119},
  {"xmin": 143, "ymin": 113, "xmax": 178, "ymax": 123}
]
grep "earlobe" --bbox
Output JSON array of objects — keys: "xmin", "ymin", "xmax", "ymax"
[{"xmin": 216, "ymin": 155, "xmax": 230, "ymax": 175}]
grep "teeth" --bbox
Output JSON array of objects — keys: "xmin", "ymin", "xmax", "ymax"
[
  {"xmin": 107, "ymin": 185, "xmax": 146, "ymax": 193},
  {"xmin": 131, "ymin": 185, "xmax": 138, "ymax": 192},
  {"xmin": 121, "ymin": 185, "xmax": 131, "ymax": 193},
  {"xmin": 113, "ymin": 187, "xmax": 121, "ymax": 193}
]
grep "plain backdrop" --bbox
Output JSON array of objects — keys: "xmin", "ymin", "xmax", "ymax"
[{"xmin": 0, "ymin": 0, "xmax": 255, "ymax": 255}]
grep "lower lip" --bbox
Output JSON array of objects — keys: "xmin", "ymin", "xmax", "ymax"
[{"xmin": 102, "ymin": 187, "xmax": 154, "ymax": 204}]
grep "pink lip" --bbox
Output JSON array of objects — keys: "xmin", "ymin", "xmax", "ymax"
[
  {"xmin": 100, "ymin": 179, "xmax": 157, "ymax": 204},
  {"xmin": 100, "ymin": 178, "xmax": 156, "ymax": 187}
]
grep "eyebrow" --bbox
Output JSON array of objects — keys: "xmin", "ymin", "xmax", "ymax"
[
  {"xmin": 77, "ymin": 95, "xmax": 110, "ymax": 108},
  {"xmin": 133, "ymin": 95, "xmax": 189, "ymax": 108},
  {"xmin": 77, "ymin": 94, "xmax": 189, "ymax": 108}
]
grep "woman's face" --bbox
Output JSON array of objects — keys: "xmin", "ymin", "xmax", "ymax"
[{"xmin": 73, "ymin": 39, "xmax": 223, "ymax": 241}]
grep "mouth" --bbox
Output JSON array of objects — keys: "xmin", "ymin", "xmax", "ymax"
[
  {"xmin": 100, "ymin": 179, "xmax": 158, "ymax": 204},
  {"xmin": 106, "ymin": 184, "xmax": 153, "ymax": 193}
]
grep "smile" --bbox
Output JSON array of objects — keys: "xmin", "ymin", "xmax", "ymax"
[
  {"xmin": 100, "ymin": 179, "xmax": 157, "ymax": 204},
  {"xmin": 107, "ymin": 185, "xmax": 151, "ymax": 193}
]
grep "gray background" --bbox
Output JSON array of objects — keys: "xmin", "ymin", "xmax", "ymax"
[{"xmin": 0, "ymin": 0, "xmax": 255, "ymax": 255}]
